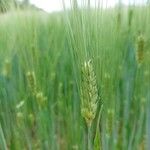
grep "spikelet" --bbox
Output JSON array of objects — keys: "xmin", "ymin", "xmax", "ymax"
[
  {"xmin": 81, "ymin": 60, "xmax": 98, "ymax": 127},
  {"xmin": 26, "ymin": 71, "xmax": 37, "ymax": 95},
  {"xmin": 136, "ymin": 34, "xmax": 145, "ymax": 66}
]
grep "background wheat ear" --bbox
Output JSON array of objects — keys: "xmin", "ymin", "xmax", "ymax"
[
  {"xmin": 136, "ymin": 34, "xmax": 145, "ymax": 66},
  {"xmin": 26, "ymin": 71, "xmax": 37, "ymax": 95}
]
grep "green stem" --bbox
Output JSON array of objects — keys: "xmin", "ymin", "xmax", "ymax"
[{"xmin": 88, "ymin": 126, "xmax": 92, "ymax": 150}]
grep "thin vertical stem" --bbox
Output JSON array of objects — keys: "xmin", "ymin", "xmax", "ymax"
[{"xmin": 88, "ymin": 126, "xmax": 92, "ymax": 150}]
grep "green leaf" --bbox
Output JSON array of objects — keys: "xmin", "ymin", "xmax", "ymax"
[
  {"xmin": 94, "ymin": 105, "xmax": 103, "ymax": 150},
  {"xmin": 0, "ymin": 123, "xmax": 7, "ymax": 150}
]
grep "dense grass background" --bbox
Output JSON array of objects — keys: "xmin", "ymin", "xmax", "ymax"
[{"xmin": 0, "ymin": 1, "xmax": 150, "ymax": 150}]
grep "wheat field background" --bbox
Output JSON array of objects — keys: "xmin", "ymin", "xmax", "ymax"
[{"xmin": 0, "ymin": 0, "xmax": 150, "ymax": 150}]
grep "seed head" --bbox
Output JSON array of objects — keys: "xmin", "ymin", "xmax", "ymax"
[
  {"xmin": 36, "ymin": 92, "xmax": 47, "ymax": 108},
  {"xmin": 26, "ymin": 71, "xmax": 37, "ymax": 95},
  {"xmin": 136, "ymin": 34, "xmax": 145, "ymax": 66},
  {"xmin": 81, "ymin": 60, "xmax": 98, "ymax": 127}
]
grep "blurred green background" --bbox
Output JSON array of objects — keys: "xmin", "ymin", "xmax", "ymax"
[{"xmin": 0, "ymin": 0, "xmax": 150, "ymax": 149}]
